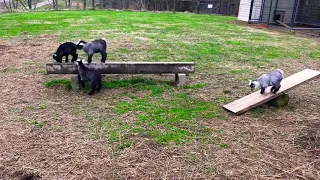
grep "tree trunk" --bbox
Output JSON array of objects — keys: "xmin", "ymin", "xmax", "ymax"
[
  {"xmin": 52, "ymin": 0, "xmax": 56, "ymax": 9},
  {"xmin": 27, "ymin": 0, "xmax": 32, "ymax": 9},
  {"xmin": 3, "ymin": 0, "xmax": 10, "ymax": 11},
  {"xmin": 8, "ymin": 0, "xmax": 12, "ymax": 10},
  {"xmin": 140, "ymin": 0, "xmax": 144, "ymax": 10},
  {"xmin": 166, "ymin": 0, "xmax": 169, "ymax": 11},
  {"xmin": 33, "ymin": 0, "xmax": 37, "ymax": 9},
  {"xmin": 18, "ymin": 0, "xmax": 27, "ymax": 9},
  {"xmin": 55, "ymin": 0, "xmax": 58, "ymax": 9},
  {"xmin": 83, "ymin": 0, "xmax": 86, "ymax": 9},
  {"xmin": 92, "ymin": 0, "xmax": 94, "ymax": 9},
  {"xmin": 12, "ymin": 0, "xmax": 18, "ymax": 9},
  {"xmin": 173, "ymin": 0, "xmax": 176, "ymax": 12}
]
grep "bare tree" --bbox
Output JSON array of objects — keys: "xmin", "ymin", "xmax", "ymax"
[
  {"xmin": 27, "ymin": 0, "xmax": 32, "ymax": 9},
  {"xmin": 12, "ymin": 0, "xmax": 18, "ymax": 9},
  {"xmin": 92, "ymin": 0, "xmax": 94, "ymax": 9},
  {"xmin": 166, "ymin": 0, "xmax": 169, "ymax": 11},
  {"xmin": 55, "ymin": 0, "xmax": 58, "ymax": 9},
  {"xmin": 140, "ymin": 0, "xmax": 144, "ymax": 10},
  {"xmin": 52, "ymin": 0, "xmax": 56, "ymax": 9},
  {"xmin": 3, "ymin": 0, "xmax": 11, "ymax": 12},
  {"xmin": 18, "ymin": 0, "xmax": 27, "ymax": 9},
  {"xmin": 83, "ymin": 0, "xmax": 86, "ymax": 9},
  {"xmin": 33, "ymin": 0, "xmax": 38, "ymax": 10}
]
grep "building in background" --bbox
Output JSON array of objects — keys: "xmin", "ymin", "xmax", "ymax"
[{"xmin": 238, "ymin": 0, "xmax": 320, "ymax": 30}]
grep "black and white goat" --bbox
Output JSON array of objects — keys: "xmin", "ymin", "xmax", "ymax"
[
  {"xmin": 53, "ymin": 42, "xmax": 78, "ymax": 63},
  {"xmin": 249, "ymin": 69, "xmax": 284, "ymax": 94},
  {"xmin": 76, "ymin": 38, "xmax": 107, "ymax": 63},
  {"xmin": 75, "ymin": 59, "xmax": 102, "ymax": 95}
]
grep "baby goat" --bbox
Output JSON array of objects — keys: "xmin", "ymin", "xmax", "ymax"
[
  {"xmin": 75, "ymin": 60, "xmax": 102, "ymax": 95},
  {"xmin": 249, "ymin": 69, "xmax": 284, "ymax": 94},
  {"xmin": 76, "ymin": 38, "xmax": 107, "ymax": 63},
  {"xmin": 53, "ymin": 42, "xmax": 78, "ymax": 63}
]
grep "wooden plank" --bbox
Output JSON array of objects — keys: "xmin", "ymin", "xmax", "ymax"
[
  {"xmin": 46, "ymin": 62, "xmax": 195, "ymax": 74},
  {"xmin": 223, "ymin": 69, "xmax": 320, "ymax": 115},
  {"xmin": 276, "ymin": 20, "xmax": 291, "ymax": 29}
]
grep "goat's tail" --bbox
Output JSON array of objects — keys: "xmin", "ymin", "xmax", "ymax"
[{"xmin": 277, "ymin": 69, "xmax": 284, "ymax": 78}]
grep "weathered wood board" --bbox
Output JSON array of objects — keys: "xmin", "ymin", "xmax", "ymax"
[
  {"xmin": 223, "ymin": 69, "xmax": 320, "ymax": 115},
  {"xmin": 46, "ymin": 62, "xmax": 195, "ymax": 74}
]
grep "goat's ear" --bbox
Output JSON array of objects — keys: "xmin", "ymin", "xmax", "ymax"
[{"xmin": 248, "ymin": 80, "xmax": 252, "ymax": 85}]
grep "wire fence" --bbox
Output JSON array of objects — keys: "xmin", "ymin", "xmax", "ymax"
[{"xmin": 246, "ymin": 0, "xmax": 320, "ymax": 29}]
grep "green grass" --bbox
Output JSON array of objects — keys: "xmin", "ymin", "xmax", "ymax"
[
  {"xmin": 1, "ymin": 67, "xmax": 18, "ymax": 73},
  {"xmin": 44, "ymin": 79, "xmax": 72, "ymax": 90},
  {"xmin": 115, "ymin": 94, "xmax": 222, "ymax": 144},
  {"xmin": 89, "ymin": 80, "xmax": 223, "ymax": 147},
  {"xmin": 183, "ymin": 83, "xmax": 208, "ymax": 89},
  {"xmin": 1, "ymin": 10, "xmax": 319, "ymax": 72},
  {"xmin": 30, "ymin": 120, "xmax": 45, "ymax": 128}
]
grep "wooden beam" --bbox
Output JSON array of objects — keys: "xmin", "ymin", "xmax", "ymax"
[
  {"xmin": 46, "ymin": 62, "xmax": 195, "ymax": 74},
  {"xmin": 276, "ymin": 20, "xmax": 290, "ymax": 29},
  {"xmin": 223, "ymin": 69, "xmax": 320, "ymax": 115}
]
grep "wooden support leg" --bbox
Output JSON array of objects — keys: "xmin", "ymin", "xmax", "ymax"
[
  {"xmin": 175, "ymin": 73, "xmax": 187, "ymax": 86},
  {"xmin": 267, "ymin": 93, "xmax": 290, "ymax": 108},
  {"xmin": 71, "ymin": 75, "xmax": 80, "ymax": 90}
]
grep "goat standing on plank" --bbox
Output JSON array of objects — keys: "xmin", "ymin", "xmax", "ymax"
[
  {"xmin": 53, "ymin": 42, "xmax": 78, "ymax": 63},
  {"xmin": 249, "ymin": 69, "xmax": 284, "ymax": 94},
  {"xmin": 76, "ymin": 38, "xmax": 107, "ymax": 63}
]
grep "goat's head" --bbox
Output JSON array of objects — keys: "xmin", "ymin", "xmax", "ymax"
[
  {"xmin": 53, "ymin": 54, "xmax": 62, "ymax": 63},
  {"xmin": 76, "ymin": 40, "xmax": 87, "ymax": 50},
  {"xmin": 248, "ymin": 80, "xmax": 260, "ymax": 91}
]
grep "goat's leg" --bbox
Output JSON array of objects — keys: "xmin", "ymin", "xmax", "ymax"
[
  {"xmin": 101, "ymin": 51, "xmax": 107, "ymax": 63},
  {"xmin": 88, "ymin": 81, "xmax": 97, "ymax": 95},
  {"xmin": 88, "ymin": 54, "xmax": 93, "ymax": 63},
  {"xmin": 65, "ymin": 55, "xmax": 69, "ymax": 63},
  {"xmin": 270, "ymin": 86, "xmax": 275, "ymax": 93},
  {"xmin": 78, "ymin": 75, "xmax": 85, "ymax": 89},
  {"xmin": 260, "ymin": 88, "xmax": 265, "ymax": 94},
  {"xmin": 71, "ymin": 53, "xmax": 78, "ymax": 62},
  {"xmin": 273, "ymin": 85, "xmax": 281, "ymax": 94},
  {"xmin": 97, "ymin": 79, "xmax": 102, "ymax": 92}
]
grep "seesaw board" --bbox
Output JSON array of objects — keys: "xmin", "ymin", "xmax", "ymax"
[{"xmin": 223, "ymin": 69, "xmax": 320, "ymax": 115}]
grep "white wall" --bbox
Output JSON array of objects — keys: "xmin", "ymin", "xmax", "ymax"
[
  {"xmin": 238, "ymin": 0, "xmax": 252, "ymax": 21},
  {"xmin": 238, "ymin": 0, "xmax": 263, "ymax": 22}
]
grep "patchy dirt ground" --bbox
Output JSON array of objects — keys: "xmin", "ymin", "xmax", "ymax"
[{"xmin": 0, "ymin": 35, "xmax": 319, "ymax": 180}]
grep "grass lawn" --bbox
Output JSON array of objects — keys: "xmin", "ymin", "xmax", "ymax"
[{"xmin": 0, "ymin": 10, "xmax": 319, "ymax": 179}]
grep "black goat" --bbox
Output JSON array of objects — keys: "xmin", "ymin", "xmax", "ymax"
[
  {"xmin": 76, "ymin": 38, "xmax": 107, "ymax": 63},
  {"xmin": 53, "ymin": 42, "xmax": 78, "ymax": 63},
  {"xmin": 75, "ymin": 60, "xmax": 102, "ymax": 95}
]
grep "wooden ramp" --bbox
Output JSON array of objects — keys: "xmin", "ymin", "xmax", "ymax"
[{"xmin": 223, "ymin": 69, "xmax": 320, "ymax": 115}]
